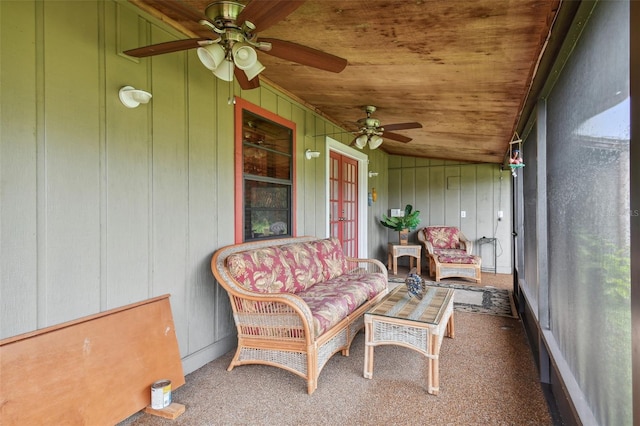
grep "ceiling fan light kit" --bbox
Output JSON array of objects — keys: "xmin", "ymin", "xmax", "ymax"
[
  {"xmin": 242, "ymin": 61, "xmax": 265, "ymax": 81},
  {"xmin": 212, "ymin": 58, "xmax": 235, "ymax": 82},
  {"xmin": 197, "ymin": 44, "xmax": 226, "ymax": 71},
  {"xmin": 232, "ymin": 43, "xmax": 257, "ymax": 68},
  {"xmin": 231, "ymin": 42, "xmax": 266, "ymax": 79},
  {"xmin": 196, "ymin": 37, "xmax": 264, "ymax": 82},
  {"xmin": 368, "ymin": 135, "xmax": 384, "ymax": 149},
  {"xmin": 350, "ymin": 105, "xmax": 422, "ymax": 150},
  {"xmin": 354, "ymin": 134, "xmax": 368, "ymax": 149}
]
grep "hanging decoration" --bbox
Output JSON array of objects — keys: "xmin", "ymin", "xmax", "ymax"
[{"xmin": 508, "ymin": 132, "xmax": 525, "ymax": 177}]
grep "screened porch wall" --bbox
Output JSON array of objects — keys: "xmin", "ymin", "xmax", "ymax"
[{"xmin": 516, "ymin": 1, "xmax": 631, "ymax": 424}]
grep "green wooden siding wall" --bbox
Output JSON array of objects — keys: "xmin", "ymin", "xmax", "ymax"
[
  {"xmin": 386, "ymin": 156, "xmax": 512, "ymax": 273},
  {"xmin": 0, "ymin": 0, "xmax": 510, "ymax": 376},
  {"xmin": 0, "ymin": 0, "xmax": 394, "ymax": 374}
]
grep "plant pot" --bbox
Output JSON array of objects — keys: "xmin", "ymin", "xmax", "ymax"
[{"xmin": 399, "ymin": 229, "xmax": 409, "ymax": 245}]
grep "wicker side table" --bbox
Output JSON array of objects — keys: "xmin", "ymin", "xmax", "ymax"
[
  {"xmin": 387, "ymin": 243, "xmax": 421, "ymax": 276},
  {"xmin": 363, "ymin": 285, "xmax": 454, "ymax": 395}
]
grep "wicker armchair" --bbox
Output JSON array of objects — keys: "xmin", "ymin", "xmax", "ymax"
[{"xmin": 418, "ymin": 226, "xmax": 481, "ymax": 283}]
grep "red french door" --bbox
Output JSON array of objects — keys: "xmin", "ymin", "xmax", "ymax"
[{"xmin": 329, "ymin": 151, "xmax": 358, "ymax": 258}]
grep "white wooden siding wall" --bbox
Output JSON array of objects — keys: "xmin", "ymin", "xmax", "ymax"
[
  {"xmin": 386, "ymin": 156, "xmax": 513, "ymax": 274},
  {"xmin": 0, "ymin": 0, "xmax": 358, "ymax": 375}
]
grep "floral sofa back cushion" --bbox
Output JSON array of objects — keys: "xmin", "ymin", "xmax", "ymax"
[
  {"xmin": 226, "ymin": 238, "xmax": 348, "ymax": 294},
  {"xmin": 312, "ymin": 238, "xmax": 348, "ymax": 280},
  {"xmin": 279, "ymin": 242, "xmax": 327, "ymax": 291},
  {"xmin": 226, "ymin": 247, "xmax": 295, "ymax": 293},
  {"xmin": 425, "ymin": 227, "xmax": 460, "ymax": 250}
]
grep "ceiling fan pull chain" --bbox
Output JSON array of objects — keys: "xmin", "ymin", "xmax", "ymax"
[{"xmin": 228, "ymin": 78, "xmax": 236, "ymax": 105}]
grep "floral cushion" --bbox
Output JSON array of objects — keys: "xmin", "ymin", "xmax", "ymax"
[
  {"xmin": 312, "ymin": 238, "xmax": 348, "ymax": 280},
  {"xmin": 226, "ymin": 247, "xmax": 295, "ymax": 293},
  {"xmin": 297, "ymin": 273, "xmax": 387, "ymax": 336},
  {"xmin": 436, "ymin": 254, "xmax": 479, "ymax": 264},
  {"xmin": 425, "ymin": 227, "xmax": 460, "ymax": 250},
  {"xmin": 227, "ymin": 238, "xmax": 386, "ymax": 337},
  {"xmin": 434, "ymin": 248, "xmax": 467, "ymax": 257},
  {"xmin": 279, "ymin": 242, "xmax": 326, "ymax": 292},
  {"xmin": 226, "ymin": 238, "xmax": 349, "ymax": 294}
]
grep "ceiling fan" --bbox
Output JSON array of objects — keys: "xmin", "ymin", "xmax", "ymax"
[
  {"xmin": 350, "ymin": 106, "xmax": 423, "ymax": 150},
  {"xmin": 123, "ymin": 1, "xmax": 348, "ymax": 90}
]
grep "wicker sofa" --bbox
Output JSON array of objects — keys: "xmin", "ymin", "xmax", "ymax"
[
  {"xmin": 418, "ymin": 226, "xmax": 482, "ymax": 283},
  {"xmin": 211, "ymin": 236, "xmax": 389, "ymax": 394}
]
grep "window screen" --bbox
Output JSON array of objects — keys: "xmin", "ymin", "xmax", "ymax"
[{"xmin": 546, "ymin": 1, "xmax": 630, "ymax": 424}]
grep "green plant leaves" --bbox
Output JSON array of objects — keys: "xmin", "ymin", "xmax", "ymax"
[{"xmin": 380, "ymin": 204, "xmax": 421, "ymax": 231}]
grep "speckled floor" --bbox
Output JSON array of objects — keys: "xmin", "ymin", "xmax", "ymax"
[{"xmin": 120, "ymin": 272, "xmax": 552, "ymax": 425}]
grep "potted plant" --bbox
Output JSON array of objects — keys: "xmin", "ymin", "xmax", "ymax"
[
  {"xmin": 252, "ymin": 218, "xmax": 271, "ymax": 237},
  {"xmin": 380, "ymin": 204, "xmax": 421, "ymax": 245}
]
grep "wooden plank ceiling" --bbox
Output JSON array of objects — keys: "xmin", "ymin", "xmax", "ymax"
[{"xmin": 128, "ymin": 0, "xmax": 561, "ymax": 164}]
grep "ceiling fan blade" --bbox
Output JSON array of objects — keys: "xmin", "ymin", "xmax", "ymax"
[
  {"xmin": 124, "ymin": 38, "xmax": 213, "ymax": 58},
  {"xmin": 382, "ymin": 122, "xmax": 423, "ymax": 132},
  {"xmin": 260, "ymin": 38, "xmax": 348, "ymax": 73},
  {"xmin": 238, "ymin": 0, "xmax": 306, "ymax": 32},
  {"xmin": 382, "ymin": 131, "xmax": 413, "ymax": 143},
  {"xmin": 234, "ymin": 68, "xmax": 261, "ymax": 90}
]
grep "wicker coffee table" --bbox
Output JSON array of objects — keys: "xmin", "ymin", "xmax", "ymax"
[{"xmin": 363, "ymin": 284, "xmax": 455, "ymax": 395}]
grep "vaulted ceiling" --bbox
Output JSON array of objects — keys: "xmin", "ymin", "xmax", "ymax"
[{"xmin": 128, "ymin": 0, "xmax": 565, "ymax": 164}]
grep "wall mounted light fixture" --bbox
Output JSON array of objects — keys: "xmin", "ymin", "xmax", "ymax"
[
  {"xmin": 368, "ymin": 171, "xmax": 379, "ymax": 178},
  {"xmin": 119, "ymin": 86, "xmax": 152, "ymax": 108},
  {"xmin": 305, "ymin": 149, "xmax": 321, "ymax": 160}
]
